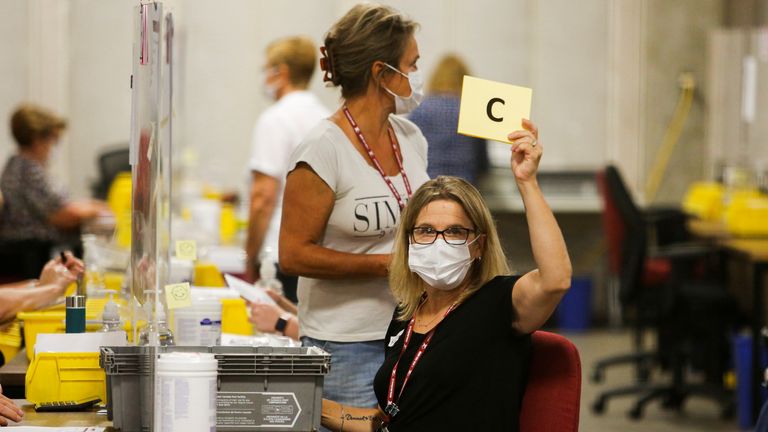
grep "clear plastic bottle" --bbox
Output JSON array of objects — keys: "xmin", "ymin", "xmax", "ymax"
[
  {"xmin": 81, "ymin": 234, "xmax": 105, "ymax": 296},
  {"xmin": 99, "ymin": 296, "xmax": 123, "ymax": 332},
  {"xmin": 138, "ymin": 304, "xmax": 175, "ymax": 346}
]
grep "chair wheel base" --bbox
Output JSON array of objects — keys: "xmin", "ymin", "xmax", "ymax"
[
  {"xmin": 591, "ymin": 368, "xmax": 604, "ymax": 383},
  {"xmin": 592, "ymin": 398, "xmax": 606, "ymax": 414},
  {"xmin": 661, "ymin": 395, "xmax": 683, "ymax": 410},
  {"xmin": 720, "ymin": 403, "xmax": 735, "ymax": 420},
  {"xmin": 637, "ymin": 366, "xmax": 651, "ymax": 383},
  {"xmin": 628, "ymin": 406, "xmax": 643, "ymax": 420}
]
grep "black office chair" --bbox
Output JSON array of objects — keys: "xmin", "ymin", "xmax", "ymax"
[
  {"xmin": 591, "ymin": 165, "xmax": 737, "ymax": 419},
  {"xmin": 590, "ymin": 168, "xmax": 676, "ymax": 387},
  {"xmin": 91, "ymin": 146, "xmax": 130, "ymax": 200}
]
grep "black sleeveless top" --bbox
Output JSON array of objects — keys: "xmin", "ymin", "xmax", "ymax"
[{"xmin": 373, "ymin": 275, "xmax": 532, "ymax": 431}]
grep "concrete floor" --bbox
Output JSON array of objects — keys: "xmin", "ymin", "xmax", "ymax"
[{"xmin": 569, "ymin": 330, "xmax": 742, "ymax": 432}]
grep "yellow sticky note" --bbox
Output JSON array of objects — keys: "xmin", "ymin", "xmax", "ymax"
[
  {"xmin": 165, "ymin": 282, "xmax": 192, "ymax": 309},
  {"xmin": 175, "ymin": 240, "xmax": 197, "ymax": 261},
  {"xmin": 457, "ymin": 75, "xmax": 532, "ymax": 144}
]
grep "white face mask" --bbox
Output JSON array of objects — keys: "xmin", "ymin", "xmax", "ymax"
[
  {"xmin": 382, "ymin": 63, "xmax": 424, "ymax": 115},
  {"xmin": 408, "ymin": 237, "xmax": 477, "ymax": 291},
  {"xmin": 262, "ymin": 67, "xmax": 280, "ymax": 101},
  {"xmin": 262, "ymin": 82, "xmax": 278, "ymax": 100}
]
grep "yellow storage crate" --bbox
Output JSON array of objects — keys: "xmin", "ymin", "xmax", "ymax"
[
  {"xmin": 103, "ymin": 271, "xmax": 125, "ymax": 292},
  {"xmin": 725, "ymin": 193, "xmax": 768, "ymax": 237},
  {"xmin": 0, "ymin": 321, "xmax": 22, "ymax": 364},
  {"xmin": 221, "ymin": 298, "xmax": 253, "ymax": 335},
  {"xmin": 107, "ymin": 172, "xmax": 132, "ymax": 248},
  {"xmin": 682, "ymin": 182, "xmax": 724, "ymax": 221},
  {"xmin": 194, "ymin": 261, "xmax": 226, "ymax": 287},
  {"xmin": 220, "ymin": 203, "xmax": 238, "ymax": 245},
  {"xmin": 25, "ymin": 352, "xmax": 105, "ymax": 404},
  {"xmin": 18, "ymin": 297, "xmax": 128, "ymax": 361}
]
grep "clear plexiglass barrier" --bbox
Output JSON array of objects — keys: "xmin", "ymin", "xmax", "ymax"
[{"xmin": 130, "ymin": 2, "xmax": 174, "ymax": 346}]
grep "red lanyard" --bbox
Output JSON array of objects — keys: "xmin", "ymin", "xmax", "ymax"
[
  {"xmin": 384, "ymin": 301, "xmax": 458, "ymax": 419},
  {"xmin": 342, "ymin": 106, "xmax": 413, "ymax": 210}
]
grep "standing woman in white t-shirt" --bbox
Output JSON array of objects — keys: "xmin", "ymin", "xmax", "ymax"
[{"xmin": 279, "ymin": 4, "xmax": 429, "ymax": 408}]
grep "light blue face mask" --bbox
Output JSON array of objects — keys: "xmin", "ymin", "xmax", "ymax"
[{"xmin": 382, "ymin": 63, "xmax": 424, "ymax": 115}]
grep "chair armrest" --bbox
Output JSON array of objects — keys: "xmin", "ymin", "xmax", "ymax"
[
  {"xmin": 643, "ymin": 206, "xmax": 691, "ymax": 245},
  {"xmin": 649, "ymin": 242, "xmax": 716, "ymax": 259},
  {"xmin": 644, "ymin": 206, "xmax": 686, "ymax": 223}
]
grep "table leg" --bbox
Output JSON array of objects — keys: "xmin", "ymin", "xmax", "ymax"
[{"xmin": 752, "ymin": 262, "xmax": 768, "ymax": 424}]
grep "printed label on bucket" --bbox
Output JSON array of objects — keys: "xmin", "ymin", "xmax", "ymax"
[{"xmin": 217, "ymin": 392, "xmax": 301, "ymax": 428}]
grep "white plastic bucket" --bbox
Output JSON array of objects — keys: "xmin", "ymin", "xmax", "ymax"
[
  {"xmin": 173, "ymin": 301, "xmax": 222, "ymax": 346},
  {"xmin": 154, "ymin": 352, "xmax": 217, "ymax": 432}
]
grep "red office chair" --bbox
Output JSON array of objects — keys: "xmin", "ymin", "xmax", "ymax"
[
  {"xmin": 520, "ymin": 331, "xmax": 582, "ymax": 432},
  {"xmin": 590, "ymin": 168, "xmax": 673, "ymax": 385}
]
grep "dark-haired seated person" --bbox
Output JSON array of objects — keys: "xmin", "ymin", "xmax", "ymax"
[
  {"xmin": 320, "ymin": 118, "xmax": 572, "ymax": 431},
  {"xmin": 0, "ymin": 104, "xmax": 110, "ymax": 278}
]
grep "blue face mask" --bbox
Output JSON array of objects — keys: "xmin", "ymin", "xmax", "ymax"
[{"xmin": 382, "ymin": 63, "xmax": 424, "ymax": 115}]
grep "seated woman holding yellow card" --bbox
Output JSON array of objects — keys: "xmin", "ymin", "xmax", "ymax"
[{"xmin": 320, "ymin": 118, "xmax": 572, "ymax": 432}]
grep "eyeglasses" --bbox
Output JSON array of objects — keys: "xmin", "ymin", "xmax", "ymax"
[{"xmin": 410, "ymin": 226, "xmax": 476, "ymax": 245}]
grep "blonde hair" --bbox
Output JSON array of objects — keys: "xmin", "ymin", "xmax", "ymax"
[
  {"xmin": 428, "ymin": 54, "xmax": 469, "ymax": 94},
  {"xmin": 266, "ymin": 36, "xmax": 318, "ymax": 88},
  {"xmin": 389, "ymin": 176, "xmax": 510, "ymax": 320},
  {"xmin": 10, "ymin": 104, "xmax": 66, "ymax": 148},
  {"xmin": 323, "ymin": 3, "xmax": 419, "ymax": 99}
]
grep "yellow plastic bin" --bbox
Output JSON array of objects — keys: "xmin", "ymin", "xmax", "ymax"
[
  {"xmin": 25, "ymin": 352, "xmax": 105, "ymax": 404},
  {"xmin": 725, "ymin": 194, "xmax": 768, "ymax": 237},
  {"xmin": 682, "ymin": 182, "xmax": 724, "ymax": 221},
  {"xmin": 194, "ymin": 262, "xmax": 226, "ymax": 287},
  {"xmin": 0, "ymin": 321, "xmax": 22, "ymax": 364},
  {"xmin": 103, "ymin": 271, "xmax": 125, "ymax": 292},
  {"xmin": 221, "ymin": 298, "xmax": 253, "ymax": 335},
  {"xmin": 18, "ymin": 297, "xmax": 127, "ymax": 361}
]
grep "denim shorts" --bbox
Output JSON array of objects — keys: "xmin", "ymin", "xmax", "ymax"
[{"xmin": 301, "ymin": 336, "xmax": 384, "ymax": 409}]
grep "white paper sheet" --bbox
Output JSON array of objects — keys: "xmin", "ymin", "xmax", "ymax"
[
  {"xmin": 6, "ymin": 427, "xmax": 105, "ymax": 431},
  {"xmin": 223, "ymin": 274, "xmax": 276, "ymax": 306}
]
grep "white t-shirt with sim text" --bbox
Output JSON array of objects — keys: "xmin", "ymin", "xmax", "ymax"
[{"xmin": 287, "ymin": 115, "xmax": 429, "ymax": 342}]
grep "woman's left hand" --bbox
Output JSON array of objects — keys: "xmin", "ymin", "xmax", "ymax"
[{"xmin": 507, "ymin": 119, "xmax": 542, "ymax": 184}]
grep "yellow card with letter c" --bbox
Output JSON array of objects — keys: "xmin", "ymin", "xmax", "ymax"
[{"xmin": 457, "ymin": 75, "xmax": 532, "ymax": 144}]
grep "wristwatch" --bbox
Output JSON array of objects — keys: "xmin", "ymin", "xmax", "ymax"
[{"xmin": 274, "ymin": 313, "xmax": 291, "ymax": 335}]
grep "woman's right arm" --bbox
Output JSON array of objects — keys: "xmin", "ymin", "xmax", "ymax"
[
  {"xmin": 0, "ymin": 256, "xmax": 80, "ymax": 323},
  {"xmin": 49, "ymin": 200, "xmax": 110, "ymax": 230},
  {"xmin": 279, "ymin": 164, "xmax": 389, "ymax": 279},
  {"xmin": 321, "ymin": 399, "xmax": 385, "ymax": 432},
  {"xmin": 0, "ymin": 284, "xmax": 63, "ymax": 324}
]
